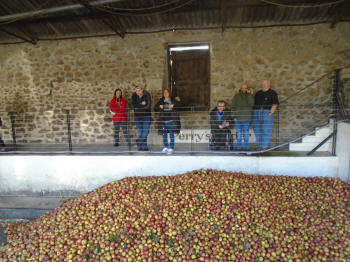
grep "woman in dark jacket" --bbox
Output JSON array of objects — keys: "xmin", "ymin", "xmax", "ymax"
[
  {"xmin": 109, "ymin": 88, "xmax": 130, "ymax": 147},
  {"xmin": 154, "ymin": 89, "xmax": 182, "ymax": 154}
]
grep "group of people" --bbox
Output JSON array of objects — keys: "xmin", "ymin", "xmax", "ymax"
[
  {"xmin": 109, "ymin": 85, "xmax": 182, "ymax": 153},
  {"xmin": 210, "ymin": 79, "xmax": 279, "ymax": 151},
  {"xmin": 110, "ymin": 79, "xmax": 279, "ymax": 153}
]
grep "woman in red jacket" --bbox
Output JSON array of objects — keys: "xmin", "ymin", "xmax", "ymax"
[{"xmin": 109, "ymin": 89, "xmax": 131, "ymax": 147}]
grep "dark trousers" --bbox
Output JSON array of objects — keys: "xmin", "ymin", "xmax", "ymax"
[
  {"xmin": 113, "ymin": 122, "xmax": 130, "ymax": 144},
  {"xmin": 0, "ymin": 136, "xmax": 4, "ymax": 148},
  {"xmin": 213, "ymin": 129, "xmax": 229, "ymax": 150}
]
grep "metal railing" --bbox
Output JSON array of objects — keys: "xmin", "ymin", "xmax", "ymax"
[
  {"xmin": 0, "ymin": 103, "xmax": 336, "ymax": 155},
  {"xmin": 0, "ymin": 68, "xmax": 347, "ymax": 155}
]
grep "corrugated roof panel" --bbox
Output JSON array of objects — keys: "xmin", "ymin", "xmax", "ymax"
[{"xmin": 0, "ymin": 0, "xmax": 349, "ymax": 43}]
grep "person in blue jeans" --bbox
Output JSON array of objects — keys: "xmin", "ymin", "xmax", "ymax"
[
  {"xmin": 253, "ymin": 80, "xmax": 279, "ymax": 150},
  {"xmin": 154, "ymin": 89, "xmax": 182, "ymax": 154},
  {"xmin": 131, "ymin": 86, "xmax": 152, "ymax": 151},
  {"xmin": 231, "ymin": 84, "xmax": 254, "ymax": 150}
]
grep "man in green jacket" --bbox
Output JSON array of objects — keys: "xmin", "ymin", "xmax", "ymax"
[{"xmin": 231, "ymin": 84, "xmax": 254, "ymax": 150}]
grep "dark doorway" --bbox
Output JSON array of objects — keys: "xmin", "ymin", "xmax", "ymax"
[{"xmin": 168, "ymin": 44, "xmax": 210, "ymax": 110}]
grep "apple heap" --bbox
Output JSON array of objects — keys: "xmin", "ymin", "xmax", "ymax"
[{"xmin": 0, "ymin": 169, "xmax": 349, "ymax": 261}]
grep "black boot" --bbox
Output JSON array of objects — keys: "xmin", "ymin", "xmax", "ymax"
[{"xmin": 0, "ymin": 137, "xmax": 5, "ymax": 151}]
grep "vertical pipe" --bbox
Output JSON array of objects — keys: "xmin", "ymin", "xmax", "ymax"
[
  {"xmin": 332, "ymin": 69, "xmax": 341, "ymax": 156},
  {"xmin": 66, "ymin": 109, "xmax": 72, "ymax": 152},
  {"xmin": 9, "ymin": 112, "xmax": 16, "ymax": 150},
  {"xmin": 191, "ymin": 106, "xmax": 194, "ymax": 152}
]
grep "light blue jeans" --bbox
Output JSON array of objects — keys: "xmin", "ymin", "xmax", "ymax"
[
  {"xmin": 235, "ymin": 120, "xmax": 250, "ymax": 149},
  {"xmin": 163, "ymin": 121, "xmax": 174, "ymax": 149},
  {"xmin": 252, "ymin": 109, "xmax": 274, "ymax": 148}
]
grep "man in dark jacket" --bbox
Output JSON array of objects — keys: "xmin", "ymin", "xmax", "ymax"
[
  {"xmin": 131, "ymin": 86, "xmax": 152, "ymax": 151},
  {"xmin": 210, "ymin": 101, "xmax": 232, "ymax": 151}
]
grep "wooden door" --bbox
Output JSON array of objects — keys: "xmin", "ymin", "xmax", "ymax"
[{"xmin": 168, "ymin": 47, "xmax": 210, "ymax": 110}]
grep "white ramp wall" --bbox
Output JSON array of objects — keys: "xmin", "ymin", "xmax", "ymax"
[
  {"xmin": 336, "ymin": 122, "xmax": 350, "ymax": 182},
  {"xmin": 0, "ymin": 155, "xmax": 339, "ymax": 193}
]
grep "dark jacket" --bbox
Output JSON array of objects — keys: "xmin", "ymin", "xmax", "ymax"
[
  {"xmin": 210, "ymin": 108, "xmax": 232, "ymax": 132},
  {"xmin": 131, "ymin": 90, "xmax": 152, "ymax": 118},
  {"xmin": 154, "ymin": 97, "xmax": 182, "ymax": 135}
]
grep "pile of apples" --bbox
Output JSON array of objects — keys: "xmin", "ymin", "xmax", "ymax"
[{"xmin": 1, "ymin": 169, "xmax": 349, "ymax": 261}]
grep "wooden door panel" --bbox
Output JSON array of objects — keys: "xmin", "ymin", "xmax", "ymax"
[{"xmin": 169, "ymin": 48, "xmax": 210, "ymax": 109}]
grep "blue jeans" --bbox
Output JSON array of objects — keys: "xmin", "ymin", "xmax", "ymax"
[
  {"xmin": 134, "ymin": 116, "xmax": 151, "ymax": 149},
  {"xmin": 253, "ymin": 109, "xmax": 274, "ymax": 148},
  {"xmin": 235, "ymin": 121, "xmax": 250, "ymax": 149},
  {"xmin": 163, "ymin": 121, "xmax": 174, "ymax": 149}
]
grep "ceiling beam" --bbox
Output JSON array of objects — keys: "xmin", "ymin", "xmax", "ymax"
[
  {"xmin": 221, "ymin": 0, "xmax": 227, "ymax": 33},
  {"xmin": 102, "ymin": 17, "xmax": 126, "ymax": 38},
  {"xmin": 0, "ymin": 0, "xmax": 125, "ymax": 23},
  {"xmin": 78, "ymin": 0, "xmax": 125, "ymax": 38},
  {"xmin": 0, "ymin": 27, "xmax": 37, "ymax": 44},
  {"xmin": 329, "ymin": 1, "xmax": 350, "ymax": 28}
]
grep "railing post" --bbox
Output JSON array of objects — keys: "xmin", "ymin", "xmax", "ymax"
[
  {"xmin": 332, "ymin": 69, "xmax": 341, "ymax": 156},
  {"xmin": 276, "ymin": 108, "xmax": 280, "ymax": 146},
  {"xmin": 9, "ymin": 112, "xmax": 16, "ymax": 150},
  {"xmin": 332, "ymin": 69, "xmax": 341, "ymax": 118},
  {"xmin": 127, "ymin": 108, "xmax": 131, "ymax": 152},
  {"xmin": 191, "ymin": 106, "xmax": 194, "ymax": 152},
  {"xmin": 66, "ymin": 109, "xmax": 72, "ymax": 152}
]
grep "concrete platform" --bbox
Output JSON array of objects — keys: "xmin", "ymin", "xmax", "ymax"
[
  {"xmin": 0, "ymin": 196, "xmax": 68, "ymax": 209},
  {"xmin": 0, "ymin": 196, "xmax": 67, "ymax": 249},
  {"xmin": 0, "ymin": 225, "xmax": 7, "ymax": 249}
]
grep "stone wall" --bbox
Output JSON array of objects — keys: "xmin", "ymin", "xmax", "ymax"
[{"xmin": 0, "ymin": 23, "xmax": 349, "ymax": 146}]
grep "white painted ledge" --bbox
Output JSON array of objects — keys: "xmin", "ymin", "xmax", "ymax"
[{"xmin": 0, "ymin": 155, "xmax": 339, "ymax": 193}]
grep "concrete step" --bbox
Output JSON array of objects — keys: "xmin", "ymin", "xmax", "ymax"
[
  {"xmin": 289, "ymin": 142, "xmax": 331, "ymax": 151},
  {"xmin": 301, "ymin": 135, "xmax": 332, "ymax": 144},
  {"xmin": 315, "ymin": 127, "xmax": 332, "ymax": 137},
  {"xmin": 289, "ymin": 124, "xmax": 332, "ymax": 152}
]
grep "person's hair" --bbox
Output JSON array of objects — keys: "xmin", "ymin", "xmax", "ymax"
[
  {"xmin": 217, "ymin": 100, "xmax": 226, "ymax": 106},
  {"xmin": 135, "ymin": 85, "xmax": 144, "ymax": 90},
  {"xmin": 114, "ymin": 88, "xmax": 122, "ymax": 98},
  {"xmin": 163, "ymin": 88, "xmax": 171, "ymax": 97},
  {"xmin": 237, "ymin": 83, "xmax": 254, "ymax": 94}
]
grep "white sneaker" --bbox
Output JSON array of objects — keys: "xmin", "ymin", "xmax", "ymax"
[
  {"xmin": 167, "ymin": 148, "xmax": 174, "ymax": 154},
  {"xmin": 161, "ymin": 147, "xmax": 168, "ymax": 153}
]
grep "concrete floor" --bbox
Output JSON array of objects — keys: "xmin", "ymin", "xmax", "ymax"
[
  {"xmin": 0, "ymin": 196, "xmax": 69, "ymax": 249},
  {"xmin": 0, "ymin": 225, "xmax": 6, "ymax": 249}
]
